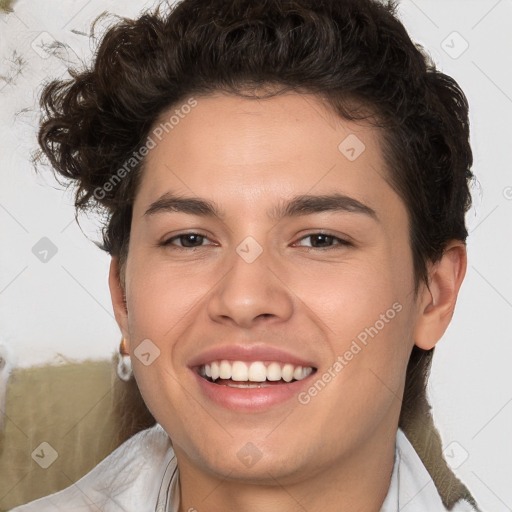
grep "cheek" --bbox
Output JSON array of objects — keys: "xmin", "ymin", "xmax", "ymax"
[
  {"xmin": 295, "ymin": 251, "xmax": 415, "ymax": 404},
  {"xmin": 288, "ymin": 253, "xmax": 411, "ymax": 343},
  {"xmin": 124, "ymin": 255, "xmax": 213, "ymax": 345},
  {"xmin": 123, "ymin": 259, "xmax": 201, "ymax": 426}
]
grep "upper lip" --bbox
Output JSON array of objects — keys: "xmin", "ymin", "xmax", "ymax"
[{"xmin": 188, "ymin": 344, "xmax": 317, "ymax": 369}]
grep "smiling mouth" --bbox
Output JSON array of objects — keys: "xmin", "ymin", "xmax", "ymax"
[{"xmin": 196, "ymin": 360, "xmax": 316, "ymax": 388}]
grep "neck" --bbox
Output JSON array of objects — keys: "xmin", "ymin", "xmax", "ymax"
[{"xmin": 174, "ymin": 421, "xmax": 398, "ymax": 512}]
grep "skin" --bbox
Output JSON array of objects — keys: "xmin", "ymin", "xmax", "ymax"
[{"xmin": 109, "ymin": 92, "xmax": 466, "ymax": 512}]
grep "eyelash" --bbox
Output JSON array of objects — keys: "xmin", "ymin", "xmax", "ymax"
[{"xmin": 160, "ymin": 232, "xmax": 352, "ymax": 250}]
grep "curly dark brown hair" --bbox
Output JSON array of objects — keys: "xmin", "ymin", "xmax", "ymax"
[{"xmin": 37, "ymin": 0, "xmax": 477, "ymax": 509}]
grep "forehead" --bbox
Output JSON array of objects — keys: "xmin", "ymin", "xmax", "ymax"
[{"xmin": 135, "ymin": 92, "xmax": 401, "ymax": 221}]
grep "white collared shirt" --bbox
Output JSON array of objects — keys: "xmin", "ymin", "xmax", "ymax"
[{"xmin": 10, "ymin": 424, "xmax": 479, "ymax": 512}]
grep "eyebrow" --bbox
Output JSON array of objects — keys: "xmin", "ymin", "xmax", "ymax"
[{"xmin": 144, "ymin": 192, "xmax": 377, "ymax": 221}]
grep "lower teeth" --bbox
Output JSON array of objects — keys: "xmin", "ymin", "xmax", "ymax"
[
  {"xmin": 226, "ymin": 382, "xmax": 272, "ymax": 388},
  {"xmin": 204, "ymin": 376, "xmax": 296, "ymax": 387}
]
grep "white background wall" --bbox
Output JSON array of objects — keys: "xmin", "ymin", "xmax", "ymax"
[{"xmin": 0, "ymin": 1, "xmax": 511, "ymax": 510}]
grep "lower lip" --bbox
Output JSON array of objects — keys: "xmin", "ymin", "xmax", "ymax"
[{"xmin": 192, "ymin": 370, "xmax": 315, "ymax": 412}]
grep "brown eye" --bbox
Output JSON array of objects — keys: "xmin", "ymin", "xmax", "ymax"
[
  {"xmin": 163, "ymin": 233, "xmax": 208, "ymax": 248},
  {"xmin": 309, "ymin": 234, "xmax": 335, "ymax": 248},
  {"xmin": 179, "ymin": 234, "xmax": 205, "ymax": 247},
  {"xmin": 296, "ymin": 233, "xmax": 350, "ymax": 249}
]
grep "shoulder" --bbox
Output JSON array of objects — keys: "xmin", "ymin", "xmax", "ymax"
[{"xmin": 9, "ymin": 424, "xmax": 174, "ymax": 512}]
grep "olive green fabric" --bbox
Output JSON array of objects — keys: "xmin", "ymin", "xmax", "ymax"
[
  {"xmin": 0, "ymin": 0, "xmax": 15, "ymax": 13},
  {"xmin": 0, "ymin": 361, "xmax": 123, "ymax": 511}
]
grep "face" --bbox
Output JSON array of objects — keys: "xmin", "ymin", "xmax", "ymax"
[{"xmin": 113, "ymin": 92, "xmax": 425, "ymax": 484}]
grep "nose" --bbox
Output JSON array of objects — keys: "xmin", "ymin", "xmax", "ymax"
[{"xmin": 206, "ymin": 246, "xmax": 294, "ymax": 329}]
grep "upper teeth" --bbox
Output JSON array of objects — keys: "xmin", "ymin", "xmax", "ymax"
[{"xmin": 200, "ymin": 360, "xmax": 313, "ymax": 382}]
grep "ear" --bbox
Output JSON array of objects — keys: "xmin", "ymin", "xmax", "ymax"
[
  {"xmin": 414, "ymin": 241, "xmax": 467, "ymax": 351},
  {"xmin": 109, "ymin": 257, "xmax": 130, "ymax": 346}
]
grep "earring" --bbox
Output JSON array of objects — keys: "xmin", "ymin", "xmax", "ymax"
[{"xmin": 116, "ymin": 337, "xmax": 133, "ymax": 381}]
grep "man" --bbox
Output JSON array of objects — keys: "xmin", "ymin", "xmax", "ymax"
[{"xmin": 13, "ymin": 0, "xmax": 480, "ymax": 510}]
